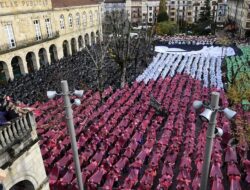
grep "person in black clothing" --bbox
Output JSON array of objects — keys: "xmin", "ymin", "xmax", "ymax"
[{"xmin": 0, "ymin": 96, "xmax": 28, "ymax": 122}]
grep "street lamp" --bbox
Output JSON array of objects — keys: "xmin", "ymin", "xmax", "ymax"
[
  {"xmin": 47, "ymin": 80, "xmax": 84, "ymax": 190},
  {"xmin": 193, "ymin": 92, "xmax": 236, "ymax": 190}
]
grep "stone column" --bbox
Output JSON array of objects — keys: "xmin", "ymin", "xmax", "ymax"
[
  {"xmin": 20, "ymin": 60, "xmax": 29, "ymax": 75},
  {"xmin": 46, "ymin": 51, "xmax": 51, "ymax": 65},
  {"xmin": 57, "ymin": 45, "xmax": 64, "ymax": 60},
  {"xmin": 75, "ymin": 38, "xmax": 80, "ymax": 52},
  {"xmin": 35, "ymin": 52, "xmax": 41, "ymax": 70},
  {"xmin": 88, "ymin": 33, "xmax": 92, "ymax": 46},
  {"xmin": 5, "ymin": 63, "xmax": 14, "ymax": 81}
]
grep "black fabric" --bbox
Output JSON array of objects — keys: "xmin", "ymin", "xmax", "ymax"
[
  {"xmin": 5, "ymin": 109, "xmax": 19, "ymax": 121},
  {"xmin": 231, "ymin": 44, "xmax": 243, "ymax": 56},
  {"xmin": 155, "ymin": 41, "xmax": 243, "ymax": 56},
  {"xmin": 0, "ymin": 46, "xmax": 149, "ymax": 105}
]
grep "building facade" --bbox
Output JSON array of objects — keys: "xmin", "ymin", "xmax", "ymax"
[
  {"xmin": 102, "ymin": 0, "xmax": 126, "ymax": 15},
  {"xmin": 127, "ymin": 0, "xmax": 159, "ymax": 25},
  {"xmin": 1, "ymin": 113, "xmax": 49, "ymax": 190},
  {"xmin": 216, "ymin": 1, "xmax": 227, "ymax": 25},
  {"xmin": 102, "ymin": 0, "xmax": 159, "ymax": 25},
  {"xmin": 166, "ymin": 0, "xmax": 219, "ymax": 24},
  {"xmin": 0, "ymin": 0, "xmax": 102, "ymax": 81},
  {"xmin": 167, "ymin": 0, "xmax": 193, "ymax": 23},
  {"xmin": 227, "ymin": 0, "xmax": 250, "ymax": 37}
]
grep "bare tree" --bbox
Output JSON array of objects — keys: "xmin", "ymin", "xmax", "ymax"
[
  {"xmin": 105, "ymin": 10, "xmax": 154, "ymax": 87},
  {"xmin": 85, "ymin": 38, "xmax": 110, "ymax": 94}
]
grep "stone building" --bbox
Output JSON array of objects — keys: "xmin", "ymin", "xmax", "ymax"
[
  {"xmin": 216, "ymin": 0, "xmax": 227, "ymax": 26},
  {"xmin": 166, "ymin": 0, "xmax": 219, "ymax": 24},
  {"xmin": 0, "ymin": 0, "xmax": 102, "ymax": 82},
  {"xmin": 0, "ymin": 112, "xmax": 49, "ymax": 190},
  {"xmin": 227, "ymin": 0, "xmax": 250, "ymax": 37},
  {"xmin": 127, "ymin": 0, "xmax": 159, "ymax": 25},
  {"xmin": 167, "ymin": 0, "xmax": 193, "ymax": 23},
  {"xmin": 102, "ymin": 0, "xmax": 126, "ymax": 15},
  {"xmin": 102, "ymin": 0, "xmax": 159, "ymax": 25}
]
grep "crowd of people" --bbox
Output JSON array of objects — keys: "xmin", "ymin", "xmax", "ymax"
[
  {"xmin": 0, "ymin": 96, "xmax": 31, "ymax": 126},
  {"xmin": 155, "ymin": 34, "xmax": 217, "ymax": 46},
  {"xmin": 137, "ymin": 52, "xmax": 224, "ymax": 89},
  {"xmin": 0, "ymin": 46, "xmax": 147, "ymax": 105}
]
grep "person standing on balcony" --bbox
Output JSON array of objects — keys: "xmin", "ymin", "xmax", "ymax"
[
  {"xmin": 0, "ymin": 110, "xmax": 10, "ymax": 126},
  {"xmin": 0, "ymin": 96, "xmax": 29, "ymax": 121}
]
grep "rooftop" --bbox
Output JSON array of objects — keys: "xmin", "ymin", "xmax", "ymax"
[
  {"xmin": 104, "ymin": 0, "xmax": 126, "ymax": 3},
  {"xmin": 51, "ymin": 0, "xmax": 99, "ymax": 8}
]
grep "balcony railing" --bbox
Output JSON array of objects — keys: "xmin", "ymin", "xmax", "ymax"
[
  {"xmin": 0, "ymin": 112, "xmax": 38, "ymax": 168},
  {"xmin": 0, "ymin": 31, "xmax": 59, "ymax": 55}
]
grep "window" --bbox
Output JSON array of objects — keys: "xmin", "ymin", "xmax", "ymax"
[
  {"xmin": 150, "ymin": 13, "xmax": 152, "ymax": 16},
  {"xmin": 171, "ymin": 18, "xmax": 175, "ymax": 21},
  {"xmin": 60, "ymin": 15, "xmax": 65, "ymax": 29},
  {"xmin": 188, "ymin": 12, "xmax": 192, "ymax": 16},
  {"xmin": 90, "ymin": 11, "xmax": 93, "ymax": 26},
  {"xmin": 68, "ymin": 14, "xmax": 73, "ymax": 28},
  {"xmin": 5, "ymin": 24, "xmax": 16, "ymax": 48},
  {"xmin": 83, "ymin": 12, "xmax": 87, "ymax": 26},
  {"xmin": 45, "ymin": 18, "xmax": 53, "ymax": 38},
  {"xmin": 171, "ymin": 12, "xmax": 175, "ymax": 16},
  {"xmin": 248, "ymin": 12, "xmax": 250, "ymax": 18},
  {"xmin": 33, "ymin": 20, "xmax": 42, "ymax": 40},
  {"xmin": 95, "ymin": 11, "xmax": 99, "ymax": 23},
  {"xmin": 76, "ymin": 13, "xmax": 80, "ymax": 27},
  {"xmin": 149, "ymin": 7, "xmax": 152, "ymax": 10},
  {"xmin": 246, "ymin": 22, "xmax": 250, "ymax": 28}
]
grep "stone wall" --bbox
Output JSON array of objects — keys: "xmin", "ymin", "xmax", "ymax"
[
  {"xmin": 0, "ymin": 0, "xmax": 52, "ymax": 15},
  {"xmin": 0, "ymin": 2, "xmax": 102, "ymax": 81},
  {"xmin": 0, "ymin": 112, "xmax": 49, "ymax": 190},
  {"xmin": 1, "ymin": 143, "xmax": 49, "ymax": 190}
]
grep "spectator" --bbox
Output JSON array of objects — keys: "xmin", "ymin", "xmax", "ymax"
[
  {"xmin": 0, "ymin": 96, "xmax": 28, "ymax": 121},
  {"xmin": 0, "ymin": 111, "xmax": 10, "ymax": 126}
]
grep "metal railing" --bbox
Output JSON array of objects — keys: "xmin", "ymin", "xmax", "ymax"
[{"xmin": 0, "ymin": 31, "xmax": 59, "ymax": 55}]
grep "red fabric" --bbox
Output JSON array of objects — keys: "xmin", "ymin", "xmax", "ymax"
[
  {"xmin": 192, "ymin": 175, "xmax": 200, "ymax": 190},
  {"xmin": 210, "ymin": 163, "xmax": 223, "ymax": 178},
  {"xmin": 88, "ymin": 167, "xmax": 107, "ymax": 186},
  {"xmin": 211, "ymin": 178, "xmax": 224, "ymax": 190},
  {"xmin": 229, "ymin": 176, "xmax": 241, "ymax": 190},
  {"xmin": 227, "ymin": 163, "xmax": 241, "ymax": 176},
  {"xmin": 225, "ymin": 146, "xmax": 237, "ymax": 163}
]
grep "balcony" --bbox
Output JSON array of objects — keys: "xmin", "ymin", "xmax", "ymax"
[
  {"xmin": 0, "ymin": 112, "xmax": 38, "ymax": 168},
  {"xmin": 0, "ymin": 31, "xmax": 59, "ymax": 55},
  {"xmin": 193, "ymin": 2, "xmax": 200, "ymax": 6},
  {"xmin": 212, "ymin": 1, "xmax": 218, "ymax": 6}
]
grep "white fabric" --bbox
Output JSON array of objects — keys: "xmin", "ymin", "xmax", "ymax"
[
  {"xmin": 155, "ymin": 46, "xmax": 235, "ymax": 57},
  {"xmin": 136, "ymin": 52, "xmax": 224, "ymax": 89}
]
